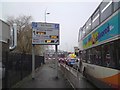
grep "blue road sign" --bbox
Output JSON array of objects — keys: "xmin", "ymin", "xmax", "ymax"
[
  {"xmin": 55, "ymin": 24, "xmax": 59, "ymax": 29},
  {"xmin": 32, "ymin": 22, "xmax": 38, "ymax": 29}
]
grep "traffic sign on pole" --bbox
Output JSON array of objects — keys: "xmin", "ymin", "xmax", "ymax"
[{"xmin": 32, "ymin": 22, "xmax": 59, "ymax": 45}]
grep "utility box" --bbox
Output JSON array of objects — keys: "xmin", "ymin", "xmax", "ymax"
[
  {"xmin": 0, "ymin": 19, "xmax": 10, "ymax": 89},
  {"xmin": 0, "ymin": 19, "xmax": 10, "ymax": 62}
]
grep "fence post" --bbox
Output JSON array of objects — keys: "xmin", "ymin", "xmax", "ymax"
[{"xmin": 20, "ymin": 53, "xmax": 23, "ymax": 80}]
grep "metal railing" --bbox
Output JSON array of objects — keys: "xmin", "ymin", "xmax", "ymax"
[{"xmin": 2, "ymin": 52, "xmax": 44, "ymax": 88}]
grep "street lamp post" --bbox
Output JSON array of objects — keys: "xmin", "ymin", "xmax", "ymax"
[
  {"xmin": 44, "ymin": 8, "xmax": 50, "ymax": 64},
  {"xmin": 44, "ymin": 8, "xmax": 58, "ymax": 79},
  {"xmin": 45, "ymin": 8, "xmax": 50, "ymax": 23}
]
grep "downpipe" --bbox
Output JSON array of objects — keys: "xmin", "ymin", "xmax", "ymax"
[{"xmin": 9, "ymin": 23, "xmax": 17, "ymax": 51}]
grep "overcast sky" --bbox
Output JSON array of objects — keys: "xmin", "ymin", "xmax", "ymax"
[{"xmin": 0, "ymin": 0, "xmax": 102, "ymax": 52}]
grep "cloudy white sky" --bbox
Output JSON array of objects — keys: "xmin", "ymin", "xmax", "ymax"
[{"xmin": 0, "ymin": 0, "xmax": 102, "ymax": 52}]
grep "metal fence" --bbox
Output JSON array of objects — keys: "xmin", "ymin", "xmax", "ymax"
[{"xmin": 2, "ymin": 52, "xmax": 44, "ymax": 88}]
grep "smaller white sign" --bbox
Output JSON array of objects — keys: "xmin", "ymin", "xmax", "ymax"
[{"xmin": 32, "ymin": 22, "xmax": 59, "ymax": 45}]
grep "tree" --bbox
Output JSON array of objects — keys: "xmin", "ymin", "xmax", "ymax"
[{"xmin": 7, "ymin": 15, "xmax": 45, "ymax": 55}]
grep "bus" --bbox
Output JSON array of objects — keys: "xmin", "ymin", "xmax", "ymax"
[{"xmin": 78, "ymin": 0, "xmax": 120, "ymax": 89}]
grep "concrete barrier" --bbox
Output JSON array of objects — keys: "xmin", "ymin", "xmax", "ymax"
[{"xmin": 60, "ymin": 64, "xmax": 79, "ymax": 88}]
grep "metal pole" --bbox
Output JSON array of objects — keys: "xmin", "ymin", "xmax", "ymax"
[
  {"xmin": 32, "ymin": 44, "xmax": 35, "ymax": 79},
  {"xmin": 45, "ymin": 10, "xmax": 46, "ymax": 23},
  {"xmin": 44, "ymin": 8, "xmax": 50, "ymax": 23},
  {"xmin": 55, "ymin": 45, "xmax": 58, "ymax": 79},
  {"xmin": 45, "ymin": 8, "xmax": 47, "ymax": 23}
]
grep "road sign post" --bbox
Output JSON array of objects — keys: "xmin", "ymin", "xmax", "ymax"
[
  {"xmin": 32, "ymin": 44, "xmax": 35, "ymax": 79},
  {"xmin": 55, "ymin": 45, "xmax": 58, "ymax": 79},
  {"xmin": 32, "ymin": 22, "xmax": 59, "ymax": 79}
]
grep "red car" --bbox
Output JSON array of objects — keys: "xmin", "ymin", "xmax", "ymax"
[{"xmin": 58, "ymin": 58, "xmax": 65, "ymax": 63}]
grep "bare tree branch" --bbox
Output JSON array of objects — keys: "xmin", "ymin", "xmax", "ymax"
[{"xmin": 7, "ymin": 15, "xmax": 44, "ymax": 55}]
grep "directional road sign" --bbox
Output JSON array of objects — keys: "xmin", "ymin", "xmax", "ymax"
[{"xmin": 32, "ymin": 22, "xmax": 59, "ymax": 45}]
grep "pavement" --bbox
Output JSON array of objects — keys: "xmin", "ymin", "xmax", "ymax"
[{"xmin": 13, "ymin": 59, "xmax": 73, "ymax": 89}]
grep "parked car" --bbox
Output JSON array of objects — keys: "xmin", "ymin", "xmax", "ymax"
[
  {"xmin": 67, "ymin": 58, "xmax": 76, "ymax": 67},
  {"xmin": 58, "ymin": 58, "xmax": 65, "ymax": 63},
  {"xmin": 52, "ymin": 58, "xmax": 55, "ymax": 60}
]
